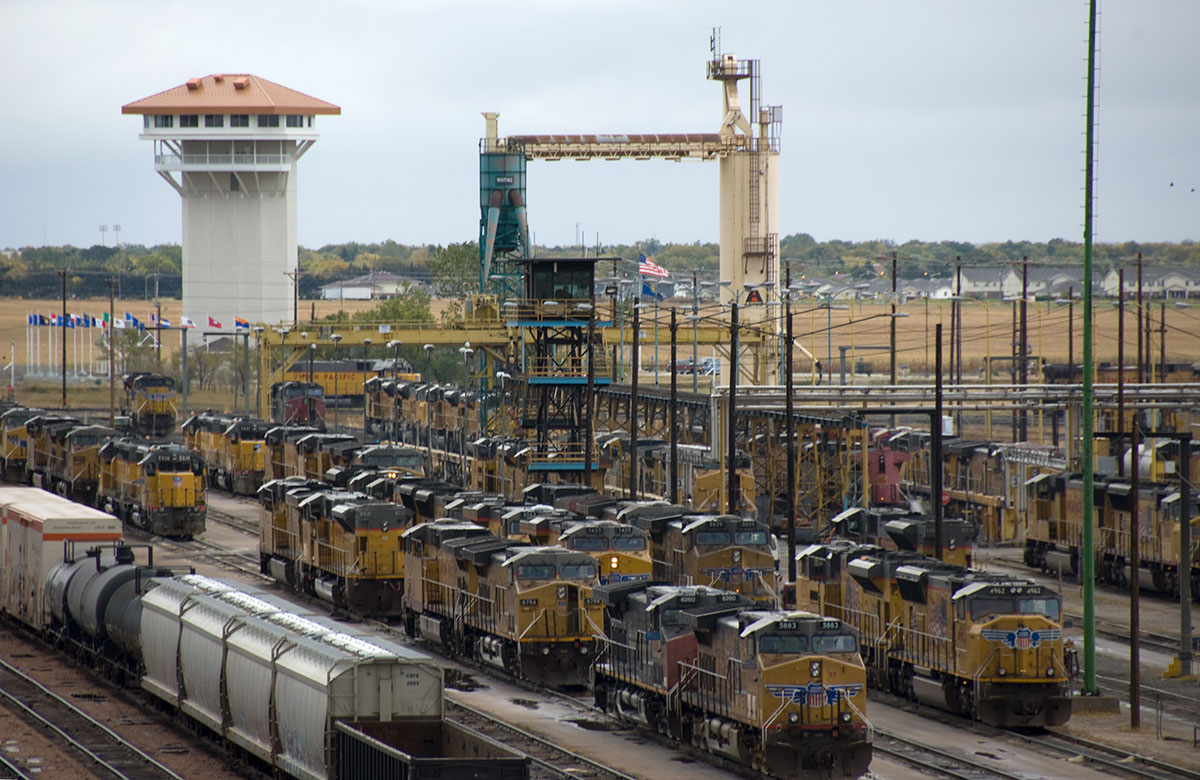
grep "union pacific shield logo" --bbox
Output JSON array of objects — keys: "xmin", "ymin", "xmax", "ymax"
[{"xmin": 981, "ymin": 627, "xmax": 1060, "ymax": 649}]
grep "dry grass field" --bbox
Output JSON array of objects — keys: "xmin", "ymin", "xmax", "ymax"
[{"xmin": 2, "ymin": 294, "xmax": 1195, "ymax": 410}]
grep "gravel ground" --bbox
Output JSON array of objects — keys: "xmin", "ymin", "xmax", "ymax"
[{"xmin": 0, "ymin": 626, "xmax": 250, "ymax": 780}]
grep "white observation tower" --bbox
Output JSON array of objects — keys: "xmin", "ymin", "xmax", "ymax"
[{"xmin": 122, "ymin": 74, "xmax": 339, "ymax": 329}]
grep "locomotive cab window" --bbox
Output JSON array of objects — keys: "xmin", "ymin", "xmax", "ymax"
[
  {"xmin": 567, "ymin": 536, "xmax": 608, "ymax": 552},
  {"xmin": 611, "ymin": 536, "xmax": 646, "ymax": 551},
  {"xmin": 812, "ymin": 634, "xmax": 858, "ymax": 653},
  {"xmin": 694, "ymin": 530, "xmax": 731, "ymax": 545},
  {"xmin": 969, "ymin": 597, "xmax": 1014, "ymax": 620},
  {"xmin": 734, "ymin": 530, "xmax": 767, "ymax": 546},
  {"xmin": 1019, "ymin": 597, "xmax": 1060, "ymax": 620},
  {"xmin": 757, "ymin": 634, "xmax": 808, "ymax": 654},
  {"xmin": 561, "ymin": 562, "xmax": 597, "ymax": 580},
  {"xmin": 516, "ymin": 564, "xmax": 555, "ymax": 580}
]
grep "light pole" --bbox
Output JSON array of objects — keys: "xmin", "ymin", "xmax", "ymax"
[
  {"xmin": 458, "ymin": 343, "xmax": 474, "ymax": 480},
  {"xmin": 495, "ymin": 371, "xmax": 511, "ymax": 437},
  {"xmin": 252, "ymin": 326, "xmax": 264, "ymax": 418},
  {"xmin": 387, "ymin": 339, "xmax": 401, "ymax": 442},
  {"xmin": 330, "ymin": 333, "xmax": 342, "ymax": 430},
  {"xmin": 307, "ymin": 342, "xmax": 317, "ymax": 427},
  {"xmin": 423, "ymin": 343, "xmax": 434, "ymax": 471},
  {"xmin": 361, "ymin": 337, "xmax": 372, "ymax": 438}
]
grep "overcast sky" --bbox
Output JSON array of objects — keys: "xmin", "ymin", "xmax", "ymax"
[{"xmin": 1, "ymin": 1, "xmax": 1197, "ymax": 252}]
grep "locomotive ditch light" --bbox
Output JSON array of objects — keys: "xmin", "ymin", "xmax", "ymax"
[
  {"xmin": 1046, "ymin": 666, "xmax": 1055, "ymax": 677},
  {"xmin": 788, "ymin": 712, "xmax": 800, "ymax": 724},
  {"xmin": 542, "ymin": 647, "xmax": 551, "ymax": 655},
  {"xmin": 997, "ymin": 667, "xmax": 1007, "ymax": 677},
  {"xmin": 840, "ymin": 712, "xmax": 852, "ymax": 723},
  {"xmin": 810, "ymin": 660, "xmax": 821, "ymax": 678}
]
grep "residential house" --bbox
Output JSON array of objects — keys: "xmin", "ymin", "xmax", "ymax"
[
  {"xmin": 1100, "ymin": 267, "xmax": 1200, "ymax": 299},
  {"xmin": 320, "ymin": 271, "xmax": 427, "ymax": 300}
]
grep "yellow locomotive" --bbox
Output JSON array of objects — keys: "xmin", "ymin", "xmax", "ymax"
[
  {"xmin": 1023, "ymin": 471, "xmax": 1200, "ymax": 596},
  {"xmin": 23, "ymin": 414, "xmax": 80, "ymax": 489},
  {"xmin": 0, "ymin": 406, "xmax": 45, "ymax": 481},
  {"xmin": 33, "ymin": 421, "xmax": 116, "ymax": 504},
  {"xmin": 797, "ymin": 540, "xmax": 1071, "ymax": 727},
  {"xmin": 263, "ymin": 425, "xmax": 321, "ymax": 482},
  {"xmin": 402, "ymin": 519, "xmax": 602, "ymax": 687},
  {"xmin": 595, "ymin": 582, "xmax": 871, "ymax": 779},
  {"xmin": 613, "ymin": 504, "xmax": 777, "ymax": 604},
  {"xmin": 98, "ymin": 438, "xmax": 207, "ymax": 538},
  {"xmin": 257, "ymin": 482, "xmax": 412, "ymax": 617},
  {"xmin": 508, "ymin": 508, "xmax": 652, "ymax": 585},
  {"xmin": 182, "ymin": 412, "xmax": 270, "ymax": 495},
  {"xmin": 121, "ymin": 372, "xmax": 178, "ymax": 436},
  {"xmin": 827, "ymin": 506, "xmax": 976, "ymax": 569}
]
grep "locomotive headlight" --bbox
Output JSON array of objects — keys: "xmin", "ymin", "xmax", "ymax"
[
  {"xmin": 810, "ymin": 661, "xmax": 822, "ymax": 678},
  {"xmin": 840, "ymin": 712, "xmax": 852, "ymax": 724},
  {"xmin": 788, "ymin": 712, "xmax": 800, "ymax": 724},
  {"xmin": 732, "ymin": 549, "xmax": 742, "ymax": 564},
  {"xmin": 610, "ymin": 556, "xmax": 619, "ymax": 569}
]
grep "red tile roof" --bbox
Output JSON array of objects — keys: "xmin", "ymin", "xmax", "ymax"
[{"xmin": 122, "ymin": 74, "xmax": 340, "ymax": 115}]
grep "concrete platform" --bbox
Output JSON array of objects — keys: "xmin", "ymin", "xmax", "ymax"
[{"xmin": 1070, "ymin": 693, "xmax": 1121, "ymax": 714}]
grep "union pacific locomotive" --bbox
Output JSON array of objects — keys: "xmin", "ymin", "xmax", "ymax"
[
  {"xmin": 595, "ymin": 582, "xmax": 872, "ymax": 779},
  {"xmin": 121, "ymin": 372, "xmax": 178, "ymax": 436},
  {"xmin": 98, "ymin": 438, "xmax": 207, "ymax": 538},
  {"xmin": 797, "ymin": 539, "xmax": 1071, "ymax": 727},
  {"xmin": 402, "ymin": 519, "xmax": 601, "ymax": 687}
]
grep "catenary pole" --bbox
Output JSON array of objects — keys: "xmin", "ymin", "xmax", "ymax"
[{"xmin": 1080, "ymin": 0, "xmax": 1098, "ymax": 695}]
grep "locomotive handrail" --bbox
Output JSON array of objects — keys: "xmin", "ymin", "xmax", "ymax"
[
  {"xmin": 518, "ymin": 607, "xmax": 548, "ymax": 641},
  {"xmin": 972, "ymin": 647, "xmax": 999, "ymax": 690},
  {"xmin": 843, "ymin": 696, "xmax": 874, "ymax": 743}
]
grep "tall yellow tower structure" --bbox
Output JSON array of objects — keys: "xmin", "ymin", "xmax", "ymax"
[{"xmin": 481, "ymin": 35, "xmax": 782, "ymax": 383}]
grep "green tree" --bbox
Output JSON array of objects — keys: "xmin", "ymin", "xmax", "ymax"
[{"xmin": 428, "ymin": 242, "xmax": 479, "ymax": 298}]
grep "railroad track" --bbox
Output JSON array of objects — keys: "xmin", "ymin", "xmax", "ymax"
[
  {"xmin": 0, "ymin": 656, "xmax": 184, "ymax": 780},
  {"xmin": 205, "ymin": 506, "xmax": 260, "ymax": 536},
  {"xmin": 0, "ymin": 752, "xmax": 34, "ymax": 780},
  {"xmin": 1017, "ymin": 729, "xmax": 1200, "ymax": 780},
  {"xmin": 873, "ymin": 728, "xmax": 1027, "ymax": 779},
  {"xmin": 446, "ymin": 700, "xmax": 638, "ymax": 780}
]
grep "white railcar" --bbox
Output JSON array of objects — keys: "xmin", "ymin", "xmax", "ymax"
[{"xmin": 0, "ymin": 486, "xmax": 122, "ymax": 631}]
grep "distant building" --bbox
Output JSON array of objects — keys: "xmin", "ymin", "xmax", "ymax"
[
  {"xmin": 1000, "ymin": 266, "xmax": 1084, "ymax": 299},
  {"xmin": 1100, "ymin": 267, "xmax": 1200, "ymax": 299},
  {"xmin": 958, "ymin": 267, "xmax": 1005, "ymax": 298},
  {"xmin": 319, "ymin": 271, "xmax": 427, "ymax": 300}
]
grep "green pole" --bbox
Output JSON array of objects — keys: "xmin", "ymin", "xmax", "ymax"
[{"xmin": 1080, "ymin": 0, "xmax": 1098, "ymax": 695}]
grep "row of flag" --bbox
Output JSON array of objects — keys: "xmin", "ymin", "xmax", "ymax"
[{"xmin": 27, "ymin": 312, "xmax": 251, "ymax": 330}]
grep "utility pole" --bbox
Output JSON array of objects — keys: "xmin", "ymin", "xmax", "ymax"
[
  {"xmin": 59, "ymin": 270, "xmax": 67, "ymax": 408},
  {"xmin": 1080, "ymin": 0, "xmax": 1099, "ymax": 696},
  {"xmin": 108, "ymin": 277, "xmax": 116, "ymax": 426},
  {"xmin": 890, "ymin": 252, "xmax": 897, "ymax": 388},
  {"xmin": 785, "ymin": 284, "xmax": 796, "ymax": 587},
  {"xmin": 629, "ymin": 298, "xmax": 640, "ymax": 500},
  {"xmin": 285, "ymin": 270, "xmax": 304, "ymax": 326},
  {"xmin": 669, "ymin": 308, "xmax": 679, "ymax": 505},
  {"xmin": 585, "ymin": 297, "xmax": 596, "ymax": 490},
  {"xmin": 1019, "ymin": 258, "xmax": 1029, "ymax": 442},
  {"xmin": 1129, "ymin": 266, "xmax": 1141, "ymax": 727},
  {"xmin": 933, "ymin": 322, "xmax": 944, "ymax": 561},
  {"xmin": 727, "ymin": 302, "xmax": 739, "ymax": 515}
]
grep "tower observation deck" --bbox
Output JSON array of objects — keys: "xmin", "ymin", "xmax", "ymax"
[{"xmin": 123, "ymin": 74, "xmax": 339, "ymax": 331}]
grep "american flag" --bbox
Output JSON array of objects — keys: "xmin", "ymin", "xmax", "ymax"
[{"xmin": 638, "ymin": 252, "xmax": 669, "ymax": 279}]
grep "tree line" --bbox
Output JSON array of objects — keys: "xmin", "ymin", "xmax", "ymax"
[{"xmin": 4, "ymin": 235, "xmax": 1198, "ymax": 300}]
